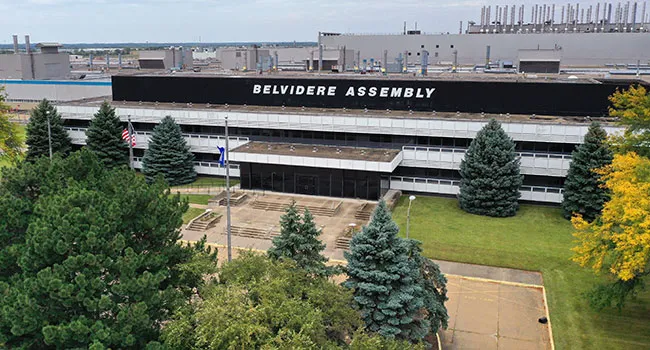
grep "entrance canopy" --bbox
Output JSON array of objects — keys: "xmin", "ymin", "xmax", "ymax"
[{"xmin": 230, "ymin": 142, "xmax": 402, "ymax": 173}]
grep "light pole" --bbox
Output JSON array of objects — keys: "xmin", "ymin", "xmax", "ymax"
[
  {"xmin": 46, "ymin": 110, "xmax": 52, "ymax": 160},
  {"xmin": 225, "ymin": 115, "xmax": 232, "ymax": 262},
  {"xmin": 406, "ymin": 195, "xmax": 416, "ymax": 239}
]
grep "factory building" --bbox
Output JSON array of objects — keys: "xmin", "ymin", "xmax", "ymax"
[
  {"xmin": 218, "ymin": 46, "xmax": 355, "ymax": 72},
  {"xmin": 0, "ymin": 35, "xmax": 71, "ymax": 80},
  {"xmin": 319, "ymin": 2, "xmax": 650, "ymax": 68},
  {"xmin": 56, "ymin": 74, "xmax": 644, "ymax": 204},
  {"xmin": 138, "ymin": 47, "xmax": 193, "ymax": 70}
]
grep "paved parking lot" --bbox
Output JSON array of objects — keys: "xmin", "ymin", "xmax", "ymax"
[{"xmin": 440, "ymin": 276, "xmax": 552, "ymax": 350}]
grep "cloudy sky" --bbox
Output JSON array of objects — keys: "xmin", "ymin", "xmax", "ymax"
[{"xmin": 0, "ymin": 1, "xmax": 603, "ymax": 43}]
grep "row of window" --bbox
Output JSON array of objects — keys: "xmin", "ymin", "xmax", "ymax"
[
  {"xmin": 64, "ymin": 119, "xmax": 578, "ymax": 154},
  {"xmin": 392, "ymin": 167, "xmax": 565, "ymax": 187}
]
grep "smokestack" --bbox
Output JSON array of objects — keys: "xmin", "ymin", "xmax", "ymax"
[
  {"xmin": 632, "ymin": 1, "xmax": 638, "ymax": 27},
  {"xmin": 485, "ymin": 45, "xmax": 491, "ymax": 68},
  {"xmin": 481, "ymin": 7, "xmax": 485, "ymax": 26},
  {"xmin": 24, "ymin": 35, "xmax": 31, "ymax": 54},
  {"xmin": 503, "ymin": 6, "xmax": 508, "ymax": 26},
  {"xmin": 561, "ymin": 5, "xmax": 565, "ymax": 24},
  {"xmin": 12, "ymin": 35, "xmax": 18, "ymax": 54},
  {"xmin": 118, "ymin": 53, "xmax": 122, "ymax": 69},
  {"xmin": 642, "ymin": 2, "xmax": 646, "ymax": 25},
  {"xmin": 552, "ymin": 4, "xmax": 556, "ymax": 23}
]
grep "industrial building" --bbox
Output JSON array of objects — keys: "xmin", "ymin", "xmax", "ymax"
[
  {"xmin": 0, "ymin": 35, "xmax": 71, "ymax": 80},
  {"xmin": 138, "ymin": 47, "xmax": 193, "ymax": 70},
  {"xmin": 56, "ymin": 73, "xmax": 645, "ymax": 204},
  {"xmin": 318, "ymin": 2, "xmax": 650, "ymax": 70},
  {"xmin": 218, "ymin": 46, "xmax": 354, "ymax": 72}
]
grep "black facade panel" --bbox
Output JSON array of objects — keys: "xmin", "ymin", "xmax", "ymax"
[
  {"xmin": 112, "ymin": 75, "xmax": 645, "ymax": 117},
  {"xmin": 519, "ymin": 61, "xmax": 560, "ymax": 74},
  {"xmin": 239, "ymin": 163, "xmax": 383, "ymax": 200}
]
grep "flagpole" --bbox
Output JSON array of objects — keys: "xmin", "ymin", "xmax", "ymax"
[
  {"xmin": 225, "ymin": 115, "xmax": 232, "ymax": 263},
  {"xmin": 128, "ymin": 115, "xmax": 134, "ymax": 170}
]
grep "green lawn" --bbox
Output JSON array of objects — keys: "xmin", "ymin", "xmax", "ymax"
[
  {"xmin": 172, "ymin": 176, "xmax": 240, "ymax": 189},
  {"xmin": 391, "ymin": 196, "xmax": 650, "ymax": 350},
  {"xmin": 178, "ymin": 194, "xmax": 213, "ymax": 205},
  {"xmin": 182, "ymin": 207, "xmax": 205, "ymax": 224}
]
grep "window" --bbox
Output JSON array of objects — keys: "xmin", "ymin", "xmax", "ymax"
[
  {"xmin": 435, "ymin": 52, "xmax": 439, "ymax": 57},
  {"xmin": 408, "ymin": 52, "xmax": 412, "ymax": 56},
  {"xmin": 450, "ymin": 45, "xmax": 454, "ymax": 48},
  {"xmin": 435, "ymin": 44, "xmax": 439, "ymax": 48},
  {"xmin": 417, "ymin": 52, "xmax": 420, "ymax": 56},
  {"xmin": 235, "ymin": 52, "xmax": 241, "ymax": 57},
  {"xmin": 421, "ymin": 44, "xmax": 425, "ymax": 48}
]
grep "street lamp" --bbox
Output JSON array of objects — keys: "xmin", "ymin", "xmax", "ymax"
[
  {"xmin": 406, "ymin": 195, "xmax": 416, "ymax": 239},
  {"xmin": 46, "ymin": 110, "xmax": 52, "ymax": 160}
]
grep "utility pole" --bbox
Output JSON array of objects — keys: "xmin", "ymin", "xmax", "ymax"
[
  {"xmin": 46, "ymin": 110, "xmax": 52, "ymax": 160},
  {"xmin": 225, "ymin": 115, "xmax": 232, "ymax": 262},
  {"xmin": 128, "ymin": 115, "xmax": 134, "ymax": 170}
]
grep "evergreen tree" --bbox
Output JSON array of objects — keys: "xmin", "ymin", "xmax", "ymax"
[
  {"xmin": 0, "ymin": 149, "xmax": 216, "ymax": 348},
  {"xmin": 85, "ymin": 101, "xmax": 129, "ymax": 168},
  {"xmin": 142, "ymin": 116, "xmax": 196, "ymax": 186},
  {"xmin": 562, "ymin": 122, "xmax": 613, "ymax": 221},
  {"xmin": 268, "ymin": 203, "xmax": 331, "ymax": 276},
  {"xmin": 25, "ymin": 99, "xmax": 72, "ymax": 161},
  {"xmin": 344, "ymin": 201, "xmax": 428, "ymax": 343},
  {"xmin": 459, "ymin": 118, "xmax": 522, "ymax": 217},
  {"xmin": 406, "ymin": 240, "xmax": 449, "ymax": 336}
]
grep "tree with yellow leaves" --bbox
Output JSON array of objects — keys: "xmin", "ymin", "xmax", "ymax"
[
  {"xmin": 572, "ymin": 152, "xmax": 650, "ymax": 310},
  {"xmin": 608, "ymin": 85, "xmax": 650, "ymax": 158},
  {"xmin": 0, "ymin": 87, "xmax": 23, "ymax": 164}
]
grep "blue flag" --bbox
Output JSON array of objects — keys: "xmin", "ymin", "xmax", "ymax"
[{"xmin": 218, "ymin": 146, "xmax": 225, "ymax": 166}]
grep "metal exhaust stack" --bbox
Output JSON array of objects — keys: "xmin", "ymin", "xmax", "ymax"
[
  {"xmin": 12, "ymin": 35, "xmax": 19, "ymax": 54},
  {"xmin": 24, "ymin": 35, "xmax": 31, "ymax": 54}
]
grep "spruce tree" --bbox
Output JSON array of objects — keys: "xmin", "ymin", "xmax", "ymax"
[
  {"xmin": 25, "ymin": 99, "xmax": 72, "ymax": 161},
  {"xmin": 142, "ymin": 115, "xmax": 196, "ymax": 186},
  {"xmin": 562, "ymin": 122, "xmax": 613, "ymax": 221},
  {"xmin": 268, "ymin": 203, "xmax": 331, "ymax": 276},
  {"xmin": 0, "ymin": 150, "xmax": 215, "ymax": 348},
  {"xmin": 459, "ymin": 118, "xmax": 522, "ymax": 217},
  {"xmin": 344, "ymin": 200, "xmax": 428, "ymax": 342},
  {"xmin": 85, "ymin": 101, "xmax": 129, "ymax": 169}
]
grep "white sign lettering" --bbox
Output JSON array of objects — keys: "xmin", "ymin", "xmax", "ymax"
[{"xmin": 251, "ymin": 84, "xmax": 436, "ymax": 99}]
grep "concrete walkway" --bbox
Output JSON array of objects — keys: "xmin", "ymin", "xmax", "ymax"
[
  {"xmin": 181, "ymin": 230, "xmax": 543, "ymax": 286},
  {"xmin": 433, "ymin": 260, "xmax": 543, "ymax": 286}
]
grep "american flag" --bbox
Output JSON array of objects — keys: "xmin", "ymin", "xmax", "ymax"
[{"xmin": 122, "ymin": 127, "xmax": 136, "ymax": 147}]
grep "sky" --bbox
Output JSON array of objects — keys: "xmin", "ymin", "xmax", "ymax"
[{"xmin": 0, "ymin": 1, "xmax": 608, "ymax": 44}]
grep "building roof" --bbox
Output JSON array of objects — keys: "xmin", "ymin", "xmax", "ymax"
[
  {"xmin": 231, "ymin": 141, "xmax": 400, "ymax": 162},
  {"xmin": 61, "ymin": 97, "xmax": 617, "ymax": 126},
  {"xmin": 36, "ymin": 42, "xmax": 62, "ymax": 48}
]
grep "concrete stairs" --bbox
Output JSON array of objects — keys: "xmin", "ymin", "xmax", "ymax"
[
  {"xmin": 355, "ymin": 203, "xmax": 375, "ymax": 221},
  {"xmin": 251, "ymin": 199, "xmax": 341, "ymax": 217},
  {"xmin": 230, "ymin": 225, "xmax": 279, "ymax": 240},
  {"xmin": 186, "ymin": 212, "xmax": 222, "ymax": 232}
]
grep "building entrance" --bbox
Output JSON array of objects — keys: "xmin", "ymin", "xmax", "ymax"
[
  {"xmin": 240, "ymin": 163, "xmax": 385, "ymax": 200},
  {"xmin": 296, "ymin": 174, "xmax": 318, "ymax": 195}
]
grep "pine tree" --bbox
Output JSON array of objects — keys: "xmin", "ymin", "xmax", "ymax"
[
  {"xmin": 142, "ymin": 116, "xmax": 196, "ymax": 186},
  {"xmin": 562, "ymin": 122, "xmax": 613, "ymax": 221},
  {"xmin": 25, "ymin": 99, "xmax": 72, "ymax": 161},
  {"xmin": 85, "ymin": 101, "xmax": 129, "ymax": 169},
  {"xmin": 0, "ymin": 149, "xmax": 216, "ymax": 348},
  {"xmin": 344, "ymin": 200, "xmax": 428, "ymax": 342},
  {"xmin": 268, "ymin": 203, "xmax": 331, "ymax": 276},
  {"xmin": 459, "ymin": 118, "xmax": 522, "ymax": 217}
]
